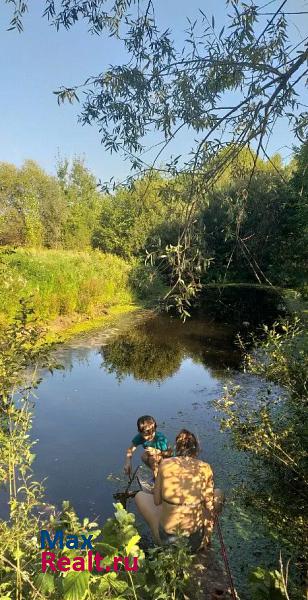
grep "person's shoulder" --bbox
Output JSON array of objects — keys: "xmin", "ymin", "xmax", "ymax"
[
  {"xmin": 132, "ymin": 433, "xmax": 143, "ymax": 446},
  {"xmin": 198, "ymin": 460, "xmax": 213, "ymax": 476}
]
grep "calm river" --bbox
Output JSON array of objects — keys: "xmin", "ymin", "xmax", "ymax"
[{"xmin": 32, "ymin": 310, "xmax": 280, "ymax": 597}]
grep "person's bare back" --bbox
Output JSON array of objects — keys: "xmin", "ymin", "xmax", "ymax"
[{"xmin": 157, "ymin": 456, "xmax": 214, "ymax": 535}]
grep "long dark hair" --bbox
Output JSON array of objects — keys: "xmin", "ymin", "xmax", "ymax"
[{"xmin": 175, "ymin": 429, "xmax": 199, "ymax": 457}]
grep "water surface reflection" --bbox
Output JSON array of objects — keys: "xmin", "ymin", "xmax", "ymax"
[
  {"xmin": 30, "ymin": 311, "xmax": 278, "ymax": 598},
  {"xmin": 32, "ymin": 312, "xmax": 240, "ymax": 520}
]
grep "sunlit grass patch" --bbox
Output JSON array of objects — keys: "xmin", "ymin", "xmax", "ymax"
[{"xmin": 0, "ymin": 248, "xmax": 135, "ymax": 325}]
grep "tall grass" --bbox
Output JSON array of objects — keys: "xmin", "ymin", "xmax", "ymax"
[{"xmin": 0, "ymin": 248, "xmax": 135, "ymax": 324}]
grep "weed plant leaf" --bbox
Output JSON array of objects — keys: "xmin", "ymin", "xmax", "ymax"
[
  {"xmin": 98, "ymin": 547, "xmax": 119, "ymax": 566},
  {"xmin": 98, "ymin": 578, "xmax": 110, "ymax": 593},
  {"xmin": 125, "ymin": 534, "xmax": 140, "ymax": 555},
  {"xmin": 98, "ymin": 574, "xmax": 130, "ymax": 598},
  {"xmin": 249, "ymin": 567, "xmax": 287, "ymax": 599},
  {"xmin": 102, "ymin": 508, "xmax": 139, "ymax": 549},
  {"xmin": 96, "ymin": 541, "xmax": 118, "ymax": 556},
  {"xmin": 114, "ymin": 503, "xmax": 136, "ymax": 526},
  {"xmin": 35, "ymin": 572, "xmax": 55, "ymax": 594},
  {"xmin": 109, "ymin": 578, "xmax": 129, "ymax": 593},
  {"xmin": 12, "ymin": 547, "xmax": 24, "ymax": 560},
  {"xmin": 63, "ymin": 571, "xmax": 90, "ymax": 600},
  {"xmin": 98, "ymin": 572, "xmax": 117, "ymax": 593}
]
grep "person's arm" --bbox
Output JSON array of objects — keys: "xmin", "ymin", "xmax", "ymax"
[
  {"xmin": 124, "ymin": 445, "xmax": 137, "ymax": 477},
  {"xmin": 153, "ymin": 465, "xmax": 163, "ymax": 506},
  {"xmin": 161, "ymin": 445, "xmax": 174, "ymax": 458}
]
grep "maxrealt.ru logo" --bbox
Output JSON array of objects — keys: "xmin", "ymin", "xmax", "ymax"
[{"xmin": 40, "ymin": 530, "xmax": 139, "ymax": 573}]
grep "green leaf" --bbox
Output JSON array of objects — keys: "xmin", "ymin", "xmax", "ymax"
[
  {"xmin": 99, "ymin": 571, "xmax": 130, "ymax": 594},
  {"xmin": 110, "ymin": 579, "xmax": 129, "ymax": 593},
  {"xmin": 96, "ymin": 542, "xmax": 118, "ymax": 555},
  {"xmin": 13, "ymin": 548, "xmax": 24, "ymax": 560},
  {"xmin": 250, "ymin": 567, "xmax": 267, "ymax": 582},
  {"xmin": 125, "ymin": 534, "xmax": 140, "ymax": 555},
  {"xmin": 35, "ymin": 572, "xmax": 55, "ymax": 594},
  {"xmin": 63, "ymin": 571, "xmax": 90, "ymax": 600},
  {"xmin": 98, "ymin": 572, "xmax": 116, "ymax": 592}
]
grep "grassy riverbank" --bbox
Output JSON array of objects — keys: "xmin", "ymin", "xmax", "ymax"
[{"xmin": 0, "ymin": 248, "xmax": 147, "ymax": 338}]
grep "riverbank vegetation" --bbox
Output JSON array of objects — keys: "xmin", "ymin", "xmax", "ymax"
[
  {"xmin": 0, "ymin": 248, "xmax": 134, "ymax": 324},
  {"xmin": 216, "ymin": 319, "xmax": 308, "ymax": 599},
  {"xmin": 1, "ymin": 142, "xmax": 307, "ymax": 323}
]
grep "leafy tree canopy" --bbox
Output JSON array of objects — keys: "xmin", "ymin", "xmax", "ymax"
[
  {"xmin": 5, "ymin": 0, "xmax": 308, "ymax": 313},
  {"xmin": 7, "ymin": 1, "xmax": 306, "ymax": 168}
]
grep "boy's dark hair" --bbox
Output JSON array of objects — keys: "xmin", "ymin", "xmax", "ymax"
[
  {"xmin": 176, "ymin": 429, "xmax": 199, "ymax": 457},
  {"xmin": 137, "ymin": 415, "xmax": 157, "ymax": 432}
]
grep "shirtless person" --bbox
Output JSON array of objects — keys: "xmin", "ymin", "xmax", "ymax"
[{"xmin": 135, "ymin": 429, "xmax": 214, "ymax": 551}]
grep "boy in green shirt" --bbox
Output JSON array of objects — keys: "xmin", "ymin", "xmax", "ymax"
[{"xmin": 124, "ymin": 415, "xmax": 171, "ymax": 479}]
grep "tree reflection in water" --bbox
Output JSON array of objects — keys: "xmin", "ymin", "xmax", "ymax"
[
  {"xmin": 101, "ymin": 326, "xmax": 183, "ymax": 382},
  {"xmin": 100, "ymin": 314, "xmax": 239, "ymax": 383}
]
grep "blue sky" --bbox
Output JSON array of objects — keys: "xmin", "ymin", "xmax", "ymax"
[{"xmin": 0, "ymin": 0, "xmax": 307, "ymax": 181}]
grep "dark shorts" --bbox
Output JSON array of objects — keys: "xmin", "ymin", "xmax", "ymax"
[{"xmin": 158, "ymin": 524, "xmax": 204, "ymax": 552}]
